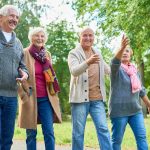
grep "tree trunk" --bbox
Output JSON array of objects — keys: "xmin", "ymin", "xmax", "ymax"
[{"xmin": 138, "ymin": 59, "xmax": 147, "ymax": 117}]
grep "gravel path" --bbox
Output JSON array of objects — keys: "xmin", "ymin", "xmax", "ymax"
[{"xmin": 11, "ymin": 140, "xmax": 98, "ymax": 150}]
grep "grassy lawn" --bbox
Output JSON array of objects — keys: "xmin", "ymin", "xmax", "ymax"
[{"xmin": 14, "ymin": 116, "xmax": 150, "ymax": 150}]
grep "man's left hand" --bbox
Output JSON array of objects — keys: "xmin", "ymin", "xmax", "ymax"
[{"xmin": 16, "ymin": 68, "xmax": 28, "ymax": 82}]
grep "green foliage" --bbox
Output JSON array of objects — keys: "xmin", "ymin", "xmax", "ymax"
[
  {"xmin": 46, "ymin": 20, "xmax": 78, "ymax": 116},
  {"xmin": 144, "ymin": 52, "xmax": 150, "ymax": 97},
  {"xmin": 16, "ymin": 11, "xmax": 40, "ymax": 47},
  {"xmin": 0, "ymin": 1, "xmax": 78, "ymax": 115},
  {"xmin": 72, "ymin": 0, "xmax": 150, "ymax": 97},
  {"xmin": 16, "ymin": 1, "xmax": 49, "ymax": 47},
  {"xmin": 0, "ymin": 0, "xmax": 49, "ymax": 47}
]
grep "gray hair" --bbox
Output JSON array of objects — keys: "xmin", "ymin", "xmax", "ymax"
[
  {"xmin": 28, "ymin": 27, "xmax": 48, "ymax": 43},
  {"xmin": 0, "ymin": 5, "xmax": 20, "ymax": 16},
  {"xmin": 78, "ymin": 26, "xmax": 95, "ymax": 37}
]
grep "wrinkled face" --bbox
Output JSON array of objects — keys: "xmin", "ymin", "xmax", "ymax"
[
  {"xmin": 0, "ymin": 9, "xmax": 19, "ymax": 32},
  {"xmin": 121, "ymin": 47, "xmax": 132, "ymax": 63},
  {"xmin": 31, "ymin": 31, "xmax": 46, "ymax": 49},
  {"xmin": 80, "ymin": 28, "xmax": 94, "ymax": 49}
]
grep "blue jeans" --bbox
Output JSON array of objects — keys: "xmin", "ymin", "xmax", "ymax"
[
  {"xmin": 71, "ymin": 100, "xmax": 112, "ymax": 150},
  {"xmin": 111, "ymin": 112, "xmax": 148, "ymax": 150},
  {"xmin": 0, "ymin": 96, "xmax": 18, "ymax": 150},
  {"xmin": 26, "ymin": 98, "xmax": 55, "ymax": 150}
]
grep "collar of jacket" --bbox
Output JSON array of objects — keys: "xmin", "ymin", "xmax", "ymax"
[
  {"xmin": 74, "ymin": 43, "xmax": 99, "ymax": 60},
  {"xmin": 0, "ymin": 29, "xmax": 16, "ymax": 47}
]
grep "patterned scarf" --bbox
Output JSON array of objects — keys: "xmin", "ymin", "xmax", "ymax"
[
  {"xmin": 29, "ymin": 44, "xmax": 60, "ymax": 95},
  {"xmin": 121, "ymin": 63, "xmax": 141, "ymax": 93}
]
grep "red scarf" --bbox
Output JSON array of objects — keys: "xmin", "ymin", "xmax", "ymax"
[
  {"xmin": 121, "ymin": 63, "xmax": 141, "ymax": 93},
  {"xmin": 29, "ymin": 44, "xmax": 60, "ymax": 95}
]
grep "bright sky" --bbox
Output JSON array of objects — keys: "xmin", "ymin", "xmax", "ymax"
[
  {"xmin": 37, "ymin": 0, "xmax": 77, "ymax": 26},
  {"xmin": 36, "ymin": 0, "xmax": 120, "ymax": 50},
  {"xmin": 37, "ymin": 0, "xmax": 98, "ymax": 32}
]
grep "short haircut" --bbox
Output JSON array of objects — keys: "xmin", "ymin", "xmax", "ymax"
[
  {"xmin": 126, "ymin": 45, "xmax": 133, "ymax": 56},
  {"xmin": 0, "ymin": 5, "xmax": 20, "ymax": 16},
  {"xmin": 28, "ymin": 27, "xmax": 48, "ymax": 43},
  {"xmin": 78, "ymin": 26, "xmax": 94, "ymax": 37}
]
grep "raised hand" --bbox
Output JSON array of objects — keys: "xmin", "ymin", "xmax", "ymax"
[
  {"xmin": 115, "ymin": 34, "xmax": 130, "ymax": 59},
  {"xmin": 120, "ymin": 34, "xmax": 129, "ymax": 51}
]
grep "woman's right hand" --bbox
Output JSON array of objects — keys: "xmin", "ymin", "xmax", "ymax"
[
  {"xmin": 120, "ymin": 34, "xmax": 129, "ymax": 51},
  {"xmin": 115, "ymin": 35, "xmax": 130, "ymax": 59}
]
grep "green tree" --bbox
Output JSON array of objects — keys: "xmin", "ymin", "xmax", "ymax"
[
  {"xmin": 72, "ymin": 0, "xmax": 150, "ymax": 88},
  {"xmin": 0, "ymin": 0, "xmax": 49, "ymax": 47},
  {"xmin": 1, "ymin": 1, "xmax": 78, "ymax": 116},
  {"xmin": 46, "ymin": 20, "xmax": 78, "ymax": 117},
  {"xmin": 72, "ymin": 0, "xmax": 150, "ymax": 115}
]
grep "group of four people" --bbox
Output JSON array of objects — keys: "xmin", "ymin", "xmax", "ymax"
[{"xmin": 0, "ymin": 4, "xmax": 150, "ymax": 150}]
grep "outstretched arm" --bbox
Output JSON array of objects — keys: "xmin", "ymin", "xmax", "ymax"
[
  {"xmin": 110, "ymin": 35, "xmax": 129, "ymax": 78},
  {"xmin": 115, "ymin": 35, "xmax": 129, "ymax": 60}
]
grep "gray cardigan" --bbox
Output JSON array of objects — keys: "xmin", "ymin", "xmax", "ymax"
[
  {"xmin": 0, "ymin": 30, "xmax": 28, "ymax": 97},
  {"xmin": 109, "ymin": 58, "xmax": 146, "ymax": 118},
  {"xmin": 68, "ymin": 44, "xmax": 110, "ymax": 103}
]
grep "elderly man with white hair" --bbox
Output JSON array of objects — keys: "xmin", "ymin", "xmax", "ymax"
[
  {"xmin": 68, "ymin": 27, "xmax": 112, "ymax": 150},
  {"xmin": 0, "ymin": 5, "xmax": 28, "ymax": 150}
]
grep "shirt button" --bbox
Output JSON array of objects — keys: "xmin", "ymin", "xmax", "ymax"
[
  {"xmin": 85, "ymin": 90, "xmax": 87, "ymax": 92},
  {"xmin": 84, "ymin": 80, "xmax": 87, "ymax": 82},
  {"xmin": 85, "ymin": 99, "xmax": 87, "ymax": 101}
]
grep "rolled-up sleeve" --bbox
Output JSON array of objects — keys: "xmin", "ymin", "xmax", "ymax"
[{"xmin": 139, "ymin": 86, "xmax": 146, "ymax": 98}]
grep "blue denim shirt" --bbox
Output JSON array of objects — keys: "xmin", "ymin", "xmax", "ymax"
[{"xmin": 109, "ymin": 58, "xmax": 146, "ymax": 118}]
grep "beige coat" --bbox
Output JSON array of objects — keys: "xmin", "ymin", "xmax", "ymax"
[
  {"xmin": 68, "ymin": 44, "xmax": 110, "ymax": 103},
  {"xmin": 18, "ymin": 47, "xmax": 62, "ymax": 129}
]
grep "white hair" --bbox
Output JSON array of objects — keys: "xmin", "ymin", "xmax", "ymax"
[
  {"xmin": 0, "ymin": 5, "xmax": 20, "ymax": 16},
  {"xmin": 28, "ymin": 27, "xmax": 48, "ymax": 43},
  {"xmin": 78, "ymin": 26, "xmax": 95, "ymax": 37}
]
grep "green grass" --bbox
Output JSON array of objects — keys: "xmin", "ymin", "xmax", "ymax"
[{"xmin": 14, "ymin": 116, "xmax": 150, "ymax": 150}]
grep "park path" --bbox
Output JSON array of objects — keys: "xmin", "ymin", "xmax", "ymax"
[{"xmin": 11, "ymin": 140, "xmax": 98, "ymax": 150}]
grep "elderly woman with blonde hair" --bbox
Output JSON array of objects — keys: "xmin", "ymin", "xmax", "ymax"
[
  {"xmin": 18, "ymin": 27, "xmax": 62, "ymax": 150},
  {"xmin": 109, "ymin": 35, "xmax": 150, "ymax": 150}
]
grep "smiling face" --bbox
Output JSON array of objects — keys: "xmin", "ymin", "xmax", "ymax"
[
  {"xmin": 80, "ymin": 28, "xmax": 94, "ymax": 50},
  {"xmin": 0, "ymin": 9, "xmax": 19, "ymax": 32},
  {"xmin": 121, "ymin": 46, "xmax": 133, "ymax": 64},
  {"xmin": 31, "ymin": 31, "xmax": 46, "ymax": 49}
]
